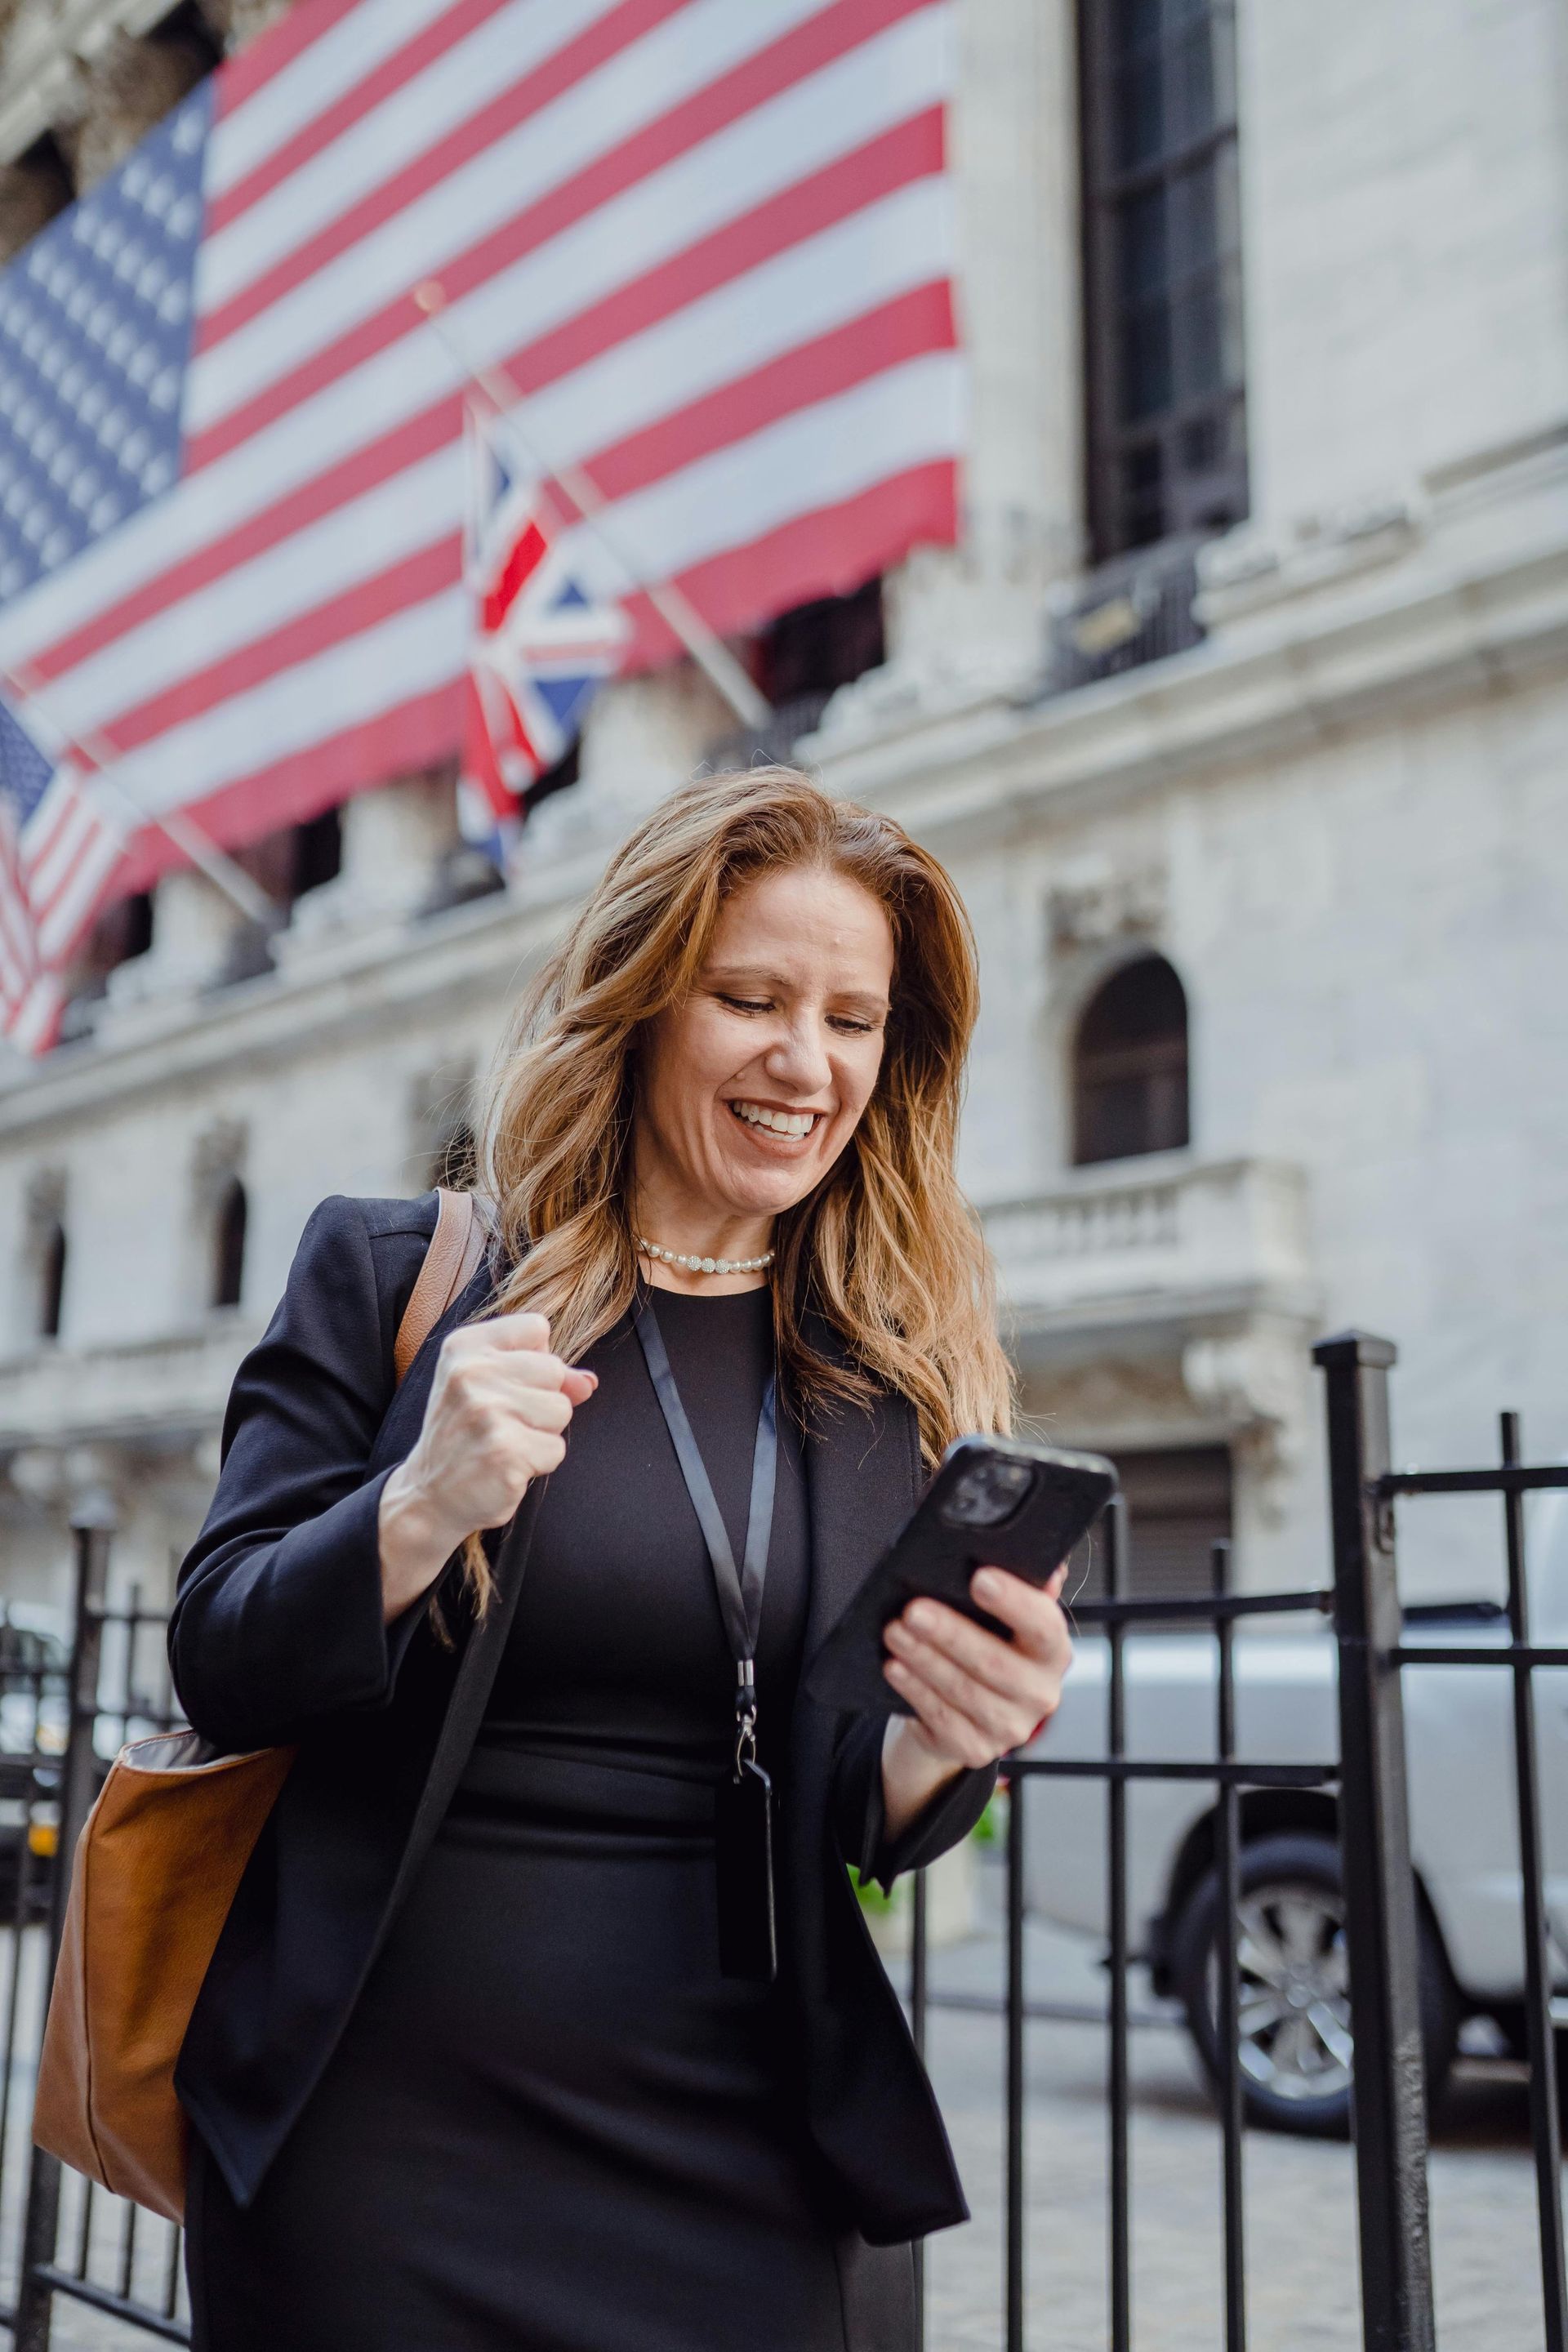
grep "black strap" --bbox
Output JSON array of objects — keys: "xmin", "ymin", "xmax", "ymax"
[{"xmin": 635, "ymin": 1297, "xmax": 777, "ymax": 1740}]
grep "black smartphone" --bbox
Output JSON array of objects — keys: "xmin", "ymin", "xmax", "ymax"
[{"xmin": 804, "ymin": 1435, "xmax": 1117, "ymax": 1717}]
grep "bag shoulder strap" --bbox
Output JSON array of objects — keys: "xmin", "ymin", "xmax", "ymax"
[{"xmin": 393, "ymin": 1188, "xmax": 486, "ymax": 1386}]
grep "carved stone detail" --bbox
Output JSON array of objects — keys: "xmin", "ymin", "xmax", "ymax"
[
  {"xmin": 60, "ymin": 26, "xmax": 212, "ymax": 193},
  {"xmin": 1047, "ymin": 863, "xmax": 1167, "ymax": 955},
  {"xmin": 1182, "ymin": 1330, "xmax": 1302, "ymax": 1434}
]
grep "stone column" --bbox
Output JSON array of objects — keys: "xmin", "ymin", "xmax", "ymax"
[
  {"xmin": 274, "ymin": 771, "xmax": 466, "ymax": 966},
  {"xmin": 97, "ymin": 866, "xmax": 258, "ymax": 1029},
  {"xmin": 529, "ymin": 661, "xmax": 735, "ymax": 858}
]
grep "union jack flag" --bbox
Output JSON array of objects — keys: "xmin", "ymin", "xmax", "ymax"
[
  {"xmin": 458, "ymin": 413, "xmax": 627, "ymax": 863},
  {"xmin": 0, "ymin": 697, "xmax": 122, "ymax": 1051}
]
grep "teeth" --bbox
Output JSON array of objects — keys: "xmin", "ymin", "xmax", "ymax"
[{"xmin": 732, "ymin": 1100, "xmax": 817, "ymax": 1138}]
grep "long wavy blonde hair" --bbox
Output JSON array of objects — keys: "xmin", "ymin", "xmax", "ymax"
[{"xmin": 464, "ymin": 766, "xmax": 1012, "ymax": 1606}]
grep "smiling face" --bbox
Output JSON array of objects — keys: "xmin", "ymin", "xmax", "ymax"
[{"xmin": 634, "ymin": 861, "xmax": 896, "ymax": 1253}]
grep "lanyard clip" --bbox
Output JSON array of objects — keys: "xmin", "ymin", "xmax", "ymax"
[{"xmin": 734, "ymin": 1659, "xmax": 758, "ymax": 1774}]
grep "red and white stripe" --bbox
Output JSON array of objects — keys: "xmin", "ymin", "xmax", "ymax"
[
  {"xmin": 0, "ymin": 0, "xmax": 960, "ymax": 902},
  {"xmin": 0, "ymin": 760, "xmax": 122, "ymax": 1049}
]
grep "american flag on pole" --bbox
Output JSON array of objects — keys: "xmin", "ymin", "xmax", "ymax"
[
  {"xmin": 458, "ymin": 410, "xmax": 629, "ymax": 866},
  {"xmin": 0, "ymin": 0, "xmax": 964, "ymax": 1036},
  {"xmin": 0, "ymin": 697, "xmax": 122, "ymax": 1050}
]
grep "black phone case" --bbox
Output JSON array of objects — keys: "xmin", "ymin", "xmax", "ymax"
[{"xmin": 804, "ymin": 1437, "xmax": 1117, "ymax": 1717}]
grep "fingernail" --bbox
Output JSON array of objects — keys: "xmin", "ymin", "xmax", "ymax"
[
  {"xmin": 974, "ymin": 1569, "xmax": 1002, "ymax": 1597},
  {"xmin": 909, "ymin": 1603, "xmax": 937, "ymax": 1632},
  {"xmin": 584, "ymin": 1371, "xmax": 599, "ymax": 1391}
]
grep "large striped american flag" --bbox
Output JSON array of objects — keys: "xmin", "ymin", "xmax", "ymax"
[{"xmin": 0, "ymin": 0, "xmax": 962, "ymax": 958}]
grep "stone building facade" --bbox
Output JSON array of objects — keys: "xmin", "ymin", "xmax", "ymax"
[{"xmin": 0, "ymin": 0, "xmax": 1565, "ymax": 1624}]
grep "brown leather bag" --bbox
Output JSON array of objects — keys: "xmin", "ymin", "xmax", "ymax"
[{"xmin": 31, "ymin": 1187, "xmax": 485, "ymax": 2224}]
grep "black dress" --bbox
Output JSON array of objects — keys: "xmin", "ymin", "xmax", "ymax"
[{"xmin": 187, "ymin": 1285, "xmax": 854, "ymax": 2351}]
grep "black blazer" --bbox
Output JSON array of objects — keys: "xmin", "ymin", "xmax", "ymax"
[{"xmin": 170, "ymin": 1194, "xmax": 994, "ymax": 2263}]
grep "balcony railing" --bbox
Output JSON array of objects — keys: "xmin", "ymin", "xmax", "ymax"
[
  {"xmin": 1036, "ymin": 537, "xmax": 1205, "ymax": 698},
  {"xmin": 0, "ymin": 1321, "xmax": 261, "ymax": 1450},
  {"xmin": 982, "ymin": 1154, "xmax": 1314, "ymax": 1343}
]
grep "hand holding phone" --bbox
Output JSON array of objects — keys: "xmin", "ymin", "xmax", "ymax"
[
  {"xmin": 880, "ymin": 1557, "xmax": 1074, "ymax": 1806},
  {"xmin": 804, "ymin": 1436, "xmax": 1115, "ymax": 1719}
]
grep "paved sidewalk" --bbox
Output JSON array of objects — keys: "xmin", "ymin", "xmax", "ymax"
[{"xmin": 920, "ymin": 1879, "xmax": 1562, "ymax": 2352}]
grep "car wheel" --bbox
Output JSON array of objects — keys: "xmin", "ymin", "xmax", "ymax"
[{"xmin": 1170, "ymin": 1829, "xmax": 1459, "ymax": 2138}]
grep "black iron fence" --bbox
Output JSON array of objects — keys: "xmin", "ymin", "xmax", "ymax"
[
  {"xmin": 905, "ymin": 1328, "xmax": 1568, "ymax": 2352},
  {"xmin": 0, "ymin": 1328, "xmax": 1563, "ymax": 2347},
  {"xmin": 7, "ymin": 1517, "xmax": 189, "ymax": 2350},
  {"xmin": 907, "ymin": 1500, "xmax": 1337, "ymax": 2352}
]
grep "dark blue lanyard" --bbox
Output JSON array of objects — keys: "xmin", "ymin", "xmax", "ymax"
[{"xmin": 634, "ymin": 1297, "xmax": 777, "ymax": 1757}]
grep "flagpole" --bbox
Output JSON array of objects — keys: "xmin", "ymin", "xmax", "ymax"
[
  {"xmin": 412, "ymin": 283, "xmax": 773, "ymax": 736},
  {"xmin": 1, "ymin": 663, "xmax": 278, "ymax": 928}
]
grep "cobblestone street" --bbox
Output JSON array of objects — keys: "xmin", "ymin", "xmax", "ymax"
[{"xmin": 920, "ymin": 1871, "xmax": 1562, "ymax": 2352}]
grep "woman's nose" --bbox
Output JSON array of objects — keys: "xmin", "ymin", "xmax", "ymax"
[{"xmin": 764, "ymin": 1018, "xmax": 832, "ymax": 1095}]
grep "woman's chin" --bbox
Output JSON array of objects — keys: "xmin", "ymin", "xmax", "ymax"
[
  {"xmin": 712, "ymin": 1160, "xmax": 822, "ymax": 1221},
  {"xmin": 707, "ymin": 1134, "xmax": 828, "ymax": 1212}
]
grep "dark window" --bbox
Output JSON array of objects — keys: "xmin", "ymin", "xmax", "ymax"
[
  {"xmin": 58, "ymin": 887, "xmax": 152, "ymax": 1039},
  {"xmin": 212, "ymin": 809, "xmax": 342, "ymax": 987},
  {"xmin": 114, "ymin": 891, "xmax": 155, "ymax": 961},
  {"xmin": 0, "ymin": 135, "xmax": 75, "ymax": 265},
  {"xmin": 212, "ymin": 1178, "xmax": 247, "ymax": 1310},
  {"xmin": 67, "ymin": 889, "xmax": 154, "ymax": 987},
  {"xmin": 230, "ymin": 808, "xmax": 341, "ymax": 908},
  {"xmin": 38, "ymin": 1223, "xmax": 66, "ymax": 1340},
  {"xmin": 290, "ymin": 807, "xmax": 342, "ymax": 898},
  {"xmin": 517, "ymin": 740, "xmax": 581, "ymax": 828},
  {"xmin": 758, "ymin": 577, "xmax": 884, "ymax": 710},
  {"xmin": 151, "ymin": 0, "xmax": 222, "ymax": 75},
  {"xmin": 1067, "ymin": 1446, "xmax": 1232, "ymax": 1606},
  {"xmin": 1073, "ymin": 956, "xmax": 1189, "ymax": 1165},
  {"xmin": 1079, "ymin": 0, "xmax": 1247, "ymax": 558},
  {"xmin": 706, "ymin": 579, "xmax": 885, "ymax": 768}
]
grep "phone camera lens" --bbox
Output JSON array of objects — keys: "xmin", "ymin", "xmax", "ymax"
[{"xmin": 941, "ymin": 1458, "xmax": 1036, "ymax": 1529}]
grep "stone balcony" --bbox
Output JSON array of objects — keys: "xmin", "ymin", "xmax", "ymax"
[
  {"xmin": 0, "ymin": 1317, "xmax": 259, "ymax": 1457},
  {"xmin": 982, "ymin": 1153, "xmax": 1319, "ymax": 1361},
  {"xmin": 981, "ymin": 1156, "xmax": 1324, "ymax": 1463},
  {"xmin": 0, "ymin": 1160, "xmax": 1317, "ymax": 1480}
]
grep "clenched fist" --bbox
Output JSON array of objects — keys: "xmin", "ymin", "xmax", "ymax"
[{"xmin": 377, "ymin": 1312, "xmax": 597, "ymax": 1620}]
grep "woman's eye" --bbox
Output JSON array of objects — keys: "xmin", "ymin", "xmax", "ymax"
[{"xmin": 719, "ymin": 995, "xmax": 773, "ymax": 1015}]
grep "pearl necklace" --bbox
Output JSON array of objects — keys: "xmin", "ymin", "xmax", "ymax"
[{"xmin": 636, "ymin": 1235, "xmax": 774, "ymax": 1277}]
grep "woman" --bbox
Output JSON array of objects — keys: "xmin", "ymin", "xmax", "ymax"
[{"xmin": 171, "ymin": 766, "xmax": 1073, "ymax": 2352}]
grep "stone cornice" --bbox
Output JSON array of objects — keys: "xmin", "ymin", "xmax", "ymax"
[
  {"xmin": 809, "ymin": 453, "xmax": 1568, "ymax": 844},
  {"xmin": 0, "ymin": 847, "xmax": 608, "ymax": 1138},
  {"xmin": 0, "ymin": 1312, "xmax": 263, "ymax": 1450},
  {"xmin": 3, "ymin": 442, "xmax": 1566, "ymax": 1143}
]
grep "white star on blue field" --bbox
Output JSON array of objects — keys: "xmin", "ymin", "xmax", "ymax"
[{"xmin": 0, "ymin": 82, "xmax": 210, "ymax": 605}]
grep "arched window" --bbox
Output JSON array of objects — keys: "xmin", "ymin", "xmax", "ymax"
[
  {"xmin": 212, "ymin": 1178, "xmax": 247, "ymax": 1310},
  {"xmin": 38, "ymin": 1223, "xmax": 67, "ymax": 1340},
  {"xmin": 1073, "ymin": 956, "xmax": 1190, "ymax": 1165}
]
